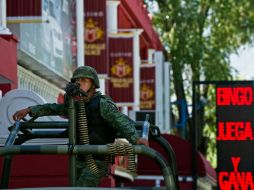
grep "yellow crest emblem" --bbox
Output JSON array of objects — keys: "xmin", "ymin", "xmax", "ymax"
[
  {"xmin": 141, "ymin": 84, "xmax": 154, "ymax": 100},
  {"xmin": 85, "ymin": 18, "xmax": 104, "ymax": 43},
  {"xmin": 111, "ymin": 58, "xmax": 132, "ymax": 78}
]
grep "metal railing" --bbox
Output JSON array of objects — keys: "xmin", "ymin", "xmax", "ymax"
[{"xmin": 0, "ymin": 99, "xmax": 178, "ymax": 190}]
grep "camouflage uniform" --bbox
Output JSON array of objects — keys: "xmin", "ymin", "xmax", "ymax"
[
  {"xmin": 29, "ymin": 91, "xmax": 139, "ymax": 145},
  {"xmin": 28, "ymin": 66, "xmax": 139, "ymax": 187}
]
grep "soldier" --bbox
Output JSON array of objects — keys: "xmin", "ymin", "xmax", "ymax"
[{"xmin": 13, "ymin": 66, "xmax": 148, "ymax": 187}]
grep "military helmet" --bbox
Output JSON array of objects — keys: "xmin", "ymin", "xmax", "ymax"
[{"xmin": 71, "ymin": 66, "xmax": 100, "ymax": 88}]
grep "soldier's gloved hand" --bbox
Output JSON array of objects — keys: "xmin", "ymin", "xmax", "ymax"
[
  {"xmin": 65, "ymin": 82, "xmax": 81, "ymax": 97},
  {"xmin": 65, "ymin": 82, "xmax": 88, "ymax": 97},
  {"xmin": 12, "ymin": 108, "xmax": 31, "ymax": 121},
  {"xmin": 136, "ymin": 138, "xmax": 149, "ymax": 147}
]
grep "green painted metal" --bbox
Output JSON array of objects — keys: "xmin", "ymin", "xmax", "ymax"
[
  {"xmin": 68, "ymin": 97, "xmax": 77, "ymax": 186},
  {"xmin": 19, "ymin": 121, "xmax": 68, "ymax": 129},
  {"xmin": 0, "ymin": 145, "xmax": 175, "ymax": 190},
  {"xmin": 5, "ymin": 121, "xmax": 21, "ymax": 146},
  {"xmin": 1, "ymin": 121, "xmax": 20, "ymax": 188},
  {"xmin": 152, "ymin": 136, "xmax": 179, "ymax": 190},
  {"xmin": 0, "ymin": 107, "xmax": 178, "ymax": 190}
]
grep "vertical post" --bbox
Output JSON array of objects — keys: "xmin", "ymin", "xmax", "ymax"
[
  {"xmin": 191, "ymin": 82, "xmax": 197, "ymax": 190},
  {"xmin": 154, "ymin": 51, "xmax": 164, "ymax": 130},
  {"xmin": 148, "ymin": 49, "xmax": 155, "ymax": 64},
  {"xmin": 76, "ymin": 0, "xmax": 84, "ymax": 67},
  {"xmin": 106, "ymin": 0, "xmax": 120, "ymax": 33},
  {"xmin": 0, "ymin": 0, "xmax": 10, "ymax": 34},
  {"xmin": 68, "ymin": 97, "xmax": 76, "ymax": 186},
  {"xmin": 133, "ymin": 29, "xmax": 143, "ymax": 111},
  {"xmin": 121, "ymin": 106, "xmax": 128, "ymax": 115},
  {"xmin": 99, "ymin": 78, "xmax": 106, "ymax": 95},
  {"xmin": 164, "ymin": 62, "xmax": 171, "ymax": 132}
]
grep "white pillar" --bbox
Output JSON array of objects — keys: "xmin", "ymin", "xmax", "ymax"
[
  {"xmin": 155, "ymin": 51, "xmax": 164, "ymax": 130},
  {"xmin": 99, "ymin": 78, "xmax": 106, "ymax": 95},
  {"xmin": 106, "ymin": 0, "xmax": 120, "ymax": 33},
  {"xmin": 133, "ymin": 29, "xmax": 143, "ymax": 111},
  {"xmin": 164, "ymin": 62, "xmax": 171, "ymax": 132},
  {"xmin": 121, "ymin": 106, "xmax": 128, "ymax": 115},
  {"xmin": 0, "ymin": 0, "xmax": 11, "ymax": 34},
  {"xmin": 76, "ymin": 0, "xmax": 84, "ymax": 67},
  {"xmin": 148, "ymin": 49, "xmax": 155, "ymax": 64}
]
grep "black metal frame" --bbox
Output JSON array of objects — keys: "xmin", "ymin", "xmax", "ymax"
[{"xmin": 191, "ymin": 80, "xmax": 253, "ymax": 189}]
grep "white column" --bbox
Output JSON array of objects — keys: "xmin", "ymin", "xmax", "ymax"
[
  {"xmin": 76, "ymin": 0, "xmax": 84, "ymax": 67},
  {"xmin": 164, "ymin": 62, "xmax": 171, "ymax": 132},
  {"xmin": 106, "ymin": 0, "xmax": 120, "ymax": 33},
  {"xmin": 148, "ymin": 49, "xmax": 155, "ymax": 64},
  {"xmin": 99, "ymin": 78, "xmax": 106, "ymax": 95},
  {"xmin": 155, "ymin": 51, "xmax": 164, "ymax": 130},
  {"xmin": 0, "ymin": 0, "xmax": 11, "ymax": 34},
  {"xmin": 133, "ymin": 29, "xmax": 143, "ymax": 111},
  {"xmin": 121, "ymin": 106, "xmax": 128, "ymax": 115}
]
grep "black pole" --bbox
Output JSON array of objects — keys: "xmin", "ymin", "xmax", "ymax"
[{"xmin": 68, "ymin": 97, "xmax": 76, "ymax": 186}]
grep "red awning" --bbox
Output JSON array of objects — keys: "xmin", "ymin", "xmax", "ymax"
[{"xmin": 118, "ymin": 0, "xmax": 163, "ymax": 51}]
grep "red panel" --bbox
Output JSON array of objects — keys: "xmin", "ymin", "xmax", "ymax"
[
  {"xmin": 137, "ymin": 134, "xmax": 216, "ymax": 179},
  {"xmin": 119, "ymin": 134, "xmax": 216, "ymax": 189},
  {"xmin": 0, "ymin": 155, "xmax": 68, "ymax": 188},
  {"xmin": 7, "ymin": 0, "xmax": 42, "ymax": 17},
  {"xmin": 0, "ymin": 35, "xmax": 18, "ymax": 94},
  {"xmin": 140, "ymin": 47, "xmax": 148, "ymax": 60},
  {"xmin": 140, "ymin": 65, "xmax": 156, "ymax": 110},
  {"xmin": 108, "ymin": 36, "xmax": 134, "ymax": 103},
  {"xmin": 0, "ymin": 155, "xmax": 115, "ymax": 188},
  {"xmin": 0, "ymin": 84, "xmax": 11, "ymax": 95},
  {"xmin": 84, "ymin": 0, "xmax": 108, "ymax": 74},
  {"xmin": 99, "ymin": 176, "xmax": 115, "ymax": 188}
]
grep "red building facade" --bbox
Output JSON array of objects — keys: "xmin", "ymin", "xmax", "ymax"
[{"xmin": 0, "ymin": 34, "xmax": 18, "ymax": 95}]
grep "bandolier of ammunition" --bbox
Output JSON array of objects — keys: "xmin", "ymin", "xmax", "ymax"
[
  {"xmin": 77, "ymin": 98, "xmax": 99, "ymax": 174},
  {"xmin": 66, "ymin": 81, "xmax": 136, "ymax": 176},
  {"xmin": 107, "ymin": 143, "xmax": 136, "ymax": 174}
]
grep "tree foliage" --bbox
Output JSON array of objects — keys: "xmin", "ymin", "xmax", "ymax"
[{"xmin": 145, "ymin": 0, "xmax": 254, "ymax": 165}]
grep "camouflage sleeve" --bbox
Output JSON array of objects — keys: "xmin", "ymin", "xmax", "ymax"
[
  {"xmin": 29, "ymin": 103, "xmax": 68, "ymax": 118},
  {"xmin": 100, "ymin": 96, "xmax": 139, "ymax": 144}
]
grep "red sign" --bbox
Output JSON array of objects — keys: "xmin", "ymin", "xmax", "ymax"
[
  {"xmin": 7, "ymin": 0, "xmax": 42, "ymax": 18},
  {"xmin": 218, "ymin": 157, "xmax": 254, "ymax": 189},
  {"xmin": 217, "ymin": 122, "xmax": 253, "ymax": 141},
  {"xmin": 217, "ymin": 87, "xmax": 253, "ymax": 106},
  {"xmin": 216, "ymin": 82, "xmax": 254, "ymax": 190},
  {"xmin": 84, "ymin": 0, "xmax": 107, "ymax": 74},
  {"xmin": 140, "ymin": 64, "xmax": 155, "ymax": 109},
  {"xmin": 6, "ymin": 0, "xmax": 43, "ymax": 24},
  {"xmin": 108, "ymin": 36, "xmax": 134, "ymax": 103}
]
